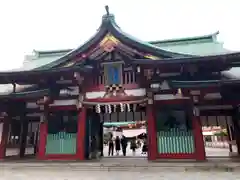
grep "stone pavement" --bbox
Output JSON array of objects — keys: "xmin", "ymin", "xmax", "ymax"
[
  {"xmin": 1, "ymin": 157, "xmax": 240, "ymax": 179},
  {"xmin": 1, "ymin": 167, "xmax": 240, "ymax": 180},
  {"xmin": 1, "ymin": 147, "xmax": 240, "ymax": 179},
  {"xmin": 1, "ymin": 157, "xmax": 240, "ymax": 171}
]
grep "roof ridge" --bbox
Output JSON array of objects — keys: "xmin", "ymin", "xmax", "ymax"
[
  {"xmin": 149, "ymin": 31, "xmax": 219, "ymax": 44},
  {"xmin": 34, "ymin": 49, "xmax": 72, "ymax": 55}
]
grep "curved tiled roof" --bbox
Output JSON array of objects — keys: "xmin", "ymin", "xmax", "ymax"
[
  {"xmin": 33, "ymin": 13, "xmax": 193, "ymax": 70},
  {"xmin": 22, "ymin": 31, "xmax": 232, "ymax": 70}
]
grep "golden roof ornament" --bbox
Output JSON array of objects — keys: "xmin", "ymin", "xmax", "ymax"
[{"xmin": 99, "ymin": 33, "xmax": 120, "ymax": 52}]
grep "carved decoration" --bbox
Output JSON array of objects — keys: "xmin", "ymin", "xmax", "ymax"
[
  {"xmin": 103, "ymin": 84, "xmax": 128, "ymax": 98},
  {"xmin": 146, "ymin": 91, "xmax": 153, "ymax": 105},
  {"xmin": 99, "ymin": 34, "xmax": 120, "ymax": 52},
  {"xmin": 193, "ymin": 107, "xmax": 200, "ymax": 116},
  {"xmin": 74, "ymin": 72, "xmax": 84, "ymax": 84},
  {"xmin": 36, "ymin": 96, "xmax": 51, "ymax": 106},
  {"xmin": 193, "ymin": 96, "xmax": 199, "ymax": 103},
  {"xmin": 136, "ymin": 66, "xmax": 141, "ymax": 73},
  {"xmin": 61, "ymin": 31, "xmax": 161, "ymax": 68},
  {"xmin": 144, "ymin": 54, "xmax": 159, "ymax": 60},
  {"xmin": 144, "ymin": 69, "xmax": 154, "ymax": 80},
  {"xmin": 76, "ymin": 94, "xmax": 84, "ymax": 109}
]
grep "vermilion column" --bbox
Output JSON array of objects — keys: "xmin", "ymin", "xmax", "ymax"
[
  {"xmin": 77, "ymin": 107, "xmax": 86, "ymax": 160},
  {"xmin": 147, "ymin": 104, "xmax": 157, "ymax": 160},
  {"xmin": 0, "ymin": 116, "xmax": 9, "ymax": 159},
  {"xmin": 37, "ymin": 122, "xmax": 47, "ymax": 160},
  {"xmin": 37, "ymin": 105, "xmax": 48, "ymax": 160},
  {"xmin": 192, "ymin": 107, "xmax": 206, "ymax": 161}
]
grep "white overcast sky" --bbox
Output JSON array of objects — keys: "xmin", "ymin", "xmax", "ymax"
[{"xmin": 0, "ymin": 0, "xmax": 239, "ymax": 70}]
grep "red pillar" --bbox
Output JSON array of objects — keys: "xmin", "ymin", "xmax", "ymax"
[
  {"xmin": 37, "ymin": 104, "xmax": 49, "ymax": 160},
  {"xmin": 147, "ymin": 104, "xmax": 157, "ymax": 160},
  {"xmin": 192, "ymin": 107, "xmax": 206, "ymax": 161},
  {"xmin": 76, "ymin": 107, "xmax": 86, "ymax": 160},
  {"xmin": 37, "ymin": 122, "xmax": 47, "ymax": 160},
  {"xmin": 0, "ymin": 117, "xmax": 9, "ymax": 159}
]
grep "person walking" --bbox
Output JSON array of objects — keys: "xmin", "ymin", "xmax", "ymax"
[
  {"xmin": 137, "ymin": 139, "xmax": 141, "ymax": 148},
  {"xmin": 142, "ymin": 138, "xmax": 148, "ymax": 154},
  {"xmin": 115, "ymin": 136, "xmax": 121, "ymax": 156},
  {"xmin": 108, "ymin": 134, "xmax": 114, "ymax": 156},
  {"xmin": 130, "ymin": 139, "xmax": 137, "ymax": 156},
  {"xmin": 121, "ymin": 135, "xmax": 127, "ymax": 156}
]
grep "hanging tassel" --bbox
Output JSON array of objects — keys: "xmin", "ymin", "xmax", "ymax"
[
  {"xmin": 95, "ymin": 104, "xmax": 101, "ymax": 113},
  {"xmin": 127, "ymin": 104, "xmax": 131, "ymax": 112},
  {"xmin": 105, "ymin": 105, "xmax": 108, "ymax": 113},
  {"xmin": 114, "ymin": 104, "xmax": 117, "ymax": 112},
  {"xmin": 120, "ymin": 103, "xmax": 124, "ymax": 112},
  {"xmin": 108, "ymin": 104, "xmax": 112, "ymax": 114},
  {"xmin": 133, "ymin": 104, "xmax": 137, "ymax": 111}
]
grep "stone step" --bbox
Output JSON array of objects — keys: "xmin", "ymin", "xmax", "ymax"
[{"xmin": 1, "ymin": 162, "xmax": 240, "ymax": 172}]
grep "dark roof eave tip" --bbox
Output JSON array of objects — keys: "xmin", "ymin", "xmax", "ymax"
[
  {"xmin": 36, "ymin": 49, "xmax": 73, "ymax": 55},
  {"xmin": 0, "ymin": 66, "xmax": 93, "ymax": 78},
  {"xmin": 170, "ymin": 79, "xmax": 240, "ymax": 86},
  {"xmin": 133, "ymin": 52, "xmax": 240, "ymax": 64}
]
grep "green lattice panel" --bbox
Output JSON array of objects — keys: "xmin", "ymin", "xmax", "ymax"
[
  {"xmin": 46, "ymin": 132, "xmax": 77, "ymax": 155},
  {"xmin": 157, "ymin": 129, "xmax": 195, "ymax": 154}
]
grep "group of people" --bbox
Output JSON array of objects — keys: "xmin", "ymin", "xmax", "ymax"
[
  {"xmin": 89, "ymin": 133, "xmax": 148, "ymax": 159},
  {"xmin": 108, "ymin": 135, "xmax": 128, "ymax": 156},
  {"xmin": 108, "ymin": 134, "xmax": 148, "ymax": 156}
]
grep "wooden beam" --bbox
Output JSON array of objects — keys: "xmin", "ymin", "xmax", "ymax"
[{"xmin": 200, "ymin": 109, "xmax": 232, "ymax": 116}]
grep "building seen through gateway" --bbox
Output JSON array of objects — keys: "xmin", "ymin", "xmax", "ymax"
[{"xmin": 1, "ymin": 6, "xmax": 240, "ymax": 160}]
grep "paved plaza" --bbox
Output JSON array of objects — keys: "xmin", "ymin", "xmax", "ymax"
[
  {"xmin": 1, "ymin": 165, "xmax": 240, "ymax": 180},
  {"xmin": 1, "ymin": 147, "xmax": 240, "ymax": 179}
]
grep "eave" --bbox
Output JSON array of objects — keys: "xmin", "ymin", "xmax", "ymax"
[
  {"xmin": 0, "ymin": 66, "xmax": 93, "ymax": 84},
  {"xmin": 0, "ymin": 89, "xmax": 50, "ymax": 100},
  {"xmin": 133, "ymin": 52, "xmax": 240, "ymax": 66},
  {"xmin": 169, "ymin": 79, "xmax": 240, "ymax": 88}
]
